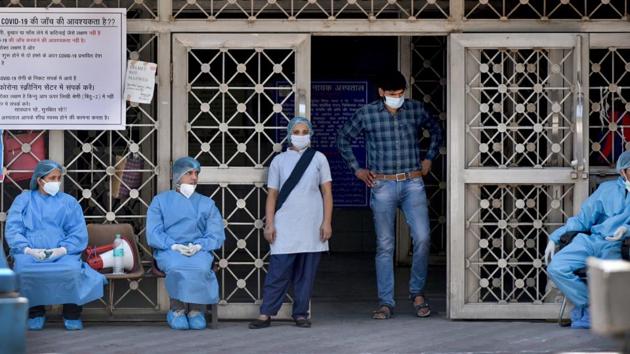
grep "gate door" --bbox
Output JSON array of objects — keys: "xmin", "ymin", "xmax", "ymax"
[
  {"xmin": 449, "ymin": 33, "xmax": 589, "ymax": 319},
  {"xmin": 173, "ymin": 34, "xmax": 310, "ymax": 319}
]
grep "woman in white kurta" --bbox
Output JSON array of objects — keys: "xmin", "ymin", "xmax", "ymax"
[{"xmin": 249, "ymin": 116, "xmax": 333, "ymax": 329}]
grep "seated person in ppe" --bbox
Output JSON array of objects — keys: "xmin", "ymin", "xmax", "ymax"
[
  {"xmin": 546, "ymin": 151, "xmax": 630, "ymax": 329},
  {"xmin": 147, "ymin": 157, "xmax": 225, "ymax": 330},
  {"xmin": 4, "ymin": 160, "xmax": 107, "ymax": 331}
]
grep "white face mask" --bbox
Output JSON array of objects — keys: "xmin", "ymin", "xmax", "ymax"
[
  {"xmin": 291, "ymin": 134, "xmax": 310, "ymax": 150},
  {"xmin": 622, "ymin": 172, "xmax": 630, "ymax": 192},
  {"xmin": 42, "ymin": 181, "xmax": 61, "ymax": 196},
  {"xmin": 384, "ymin": 96, "xmax": 404, "ymax": 109},
  {"xmin": 179, "ymin": 183, "xmax": 196, "ymax": 198}
]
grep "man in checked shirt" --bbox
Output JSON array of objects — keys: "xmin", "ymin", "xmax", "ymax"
[{"xmin": 337, "ymin": 70, "xmax": 443, "ymax": 320}]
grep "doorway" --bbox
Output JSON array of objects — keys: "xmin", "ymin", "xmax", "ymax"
[{"xmin": 308, "ymin": 36, "xmax": 448, "ymax": 314}]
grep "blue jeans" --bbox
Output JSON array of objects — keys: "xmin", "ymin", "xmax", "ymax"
[{"xmin": 371, "ymin": 177, "xmax": 431, "ymax": 308}]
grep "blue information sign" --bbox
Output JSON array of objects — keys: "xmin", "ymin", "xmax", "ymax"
[
  {"xmin": 310, "ymin": 82, "xmax": 368, "ymax": 207},
  {"xmin": 275, "ymin": 81, "xmax": 370, "ymax": 207}
]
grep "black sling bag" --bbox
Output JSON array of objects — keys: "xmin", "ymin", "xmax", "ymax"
[{"xmin": 275, "ymin": 148, "xmax": 316, "ymax": 212}]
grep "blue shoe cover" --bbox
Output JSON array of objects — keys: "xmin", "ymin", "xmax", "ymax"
[
  {"xmin": 188, "ymin": 312, "xmax": 207, "ymax": 330},
  {"xmin": 167, "ymin": 310, "xmax": 189, "ymax": 330},
  {"xmin": 571, "ymin": 307, "xmax": 591, "ymax": 329},
  {"xmin": 570, "ymin": 307, "xmax": 583, "ymax": 323},
  {"xmin": 570, "ymin": 319, "xmax": 590, "ymax": 329},
  {"xmin": 63, "ymin": 318, "xmax": 83, "ymax": 330},
  {"xmin": 27, "ymin": 317, "xmax": 46, "ymax": 331}
]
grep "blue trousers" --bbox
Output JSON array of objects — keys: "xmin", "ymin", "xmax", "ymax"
[
  {"xmin": 260, "ymin": 252, "xmax": 321, "ymax": 319},
  {"xmin": 548, "ymin": 234, "xmax": 622, "ymax": 307}
]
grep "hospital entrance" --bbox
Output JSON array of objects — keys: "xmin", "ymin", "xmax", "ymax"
[{"xmin": 2, "ymin": 8, "xmax": 628, "ymax": 321}]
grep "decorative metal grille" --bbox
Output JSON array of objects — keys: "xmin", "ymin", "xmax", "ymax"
[
  {"xmin": 186, "ymin": 45, "xmax": 297, "ymax": 306},
  {"xmin": 172, "ymin": 0, "xmax": 448, "ymax": 20},
  {"xmin": 465, "ymin": 48, "xmax": 575, "ymax": 168},
  {"xmin": 197, "ymin": 184, "xmax": 279, "ymax": 304},
  {"xmin": 465, "ymin": 184, "xmax": 572, "ymax": 304},
  {"xmin": 464, "ymin": 0, "xmax": 629, "ymax": 20},
  {"xmin": 64, "ymin": 33, "xmax": 160, "ymax": 312},
  {"xmin": 0, "ymin": 131, "xmax": 48, "ymax": 262},
  {"xmin": 411, "ymin": 36, "xmax": 447, "ymax": 255},
  {"xmin": 1, "ymin": 0, "xmax": 158, "ymax": 19},
  {"xmin": 187, "ymin": 47, "xmax": 295, "ymax": 167},
  {"xmin": 589, "ymin": 47, "xmax": 630, "ymax": 168}
]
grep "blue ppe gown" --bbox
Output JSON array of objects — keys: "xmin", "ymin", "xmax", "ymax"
[
  {"xmin": 147, "ymin": 190, "xmax": 225, "ymax": 304},
  {"xmin": 548, "ymin": 178, "xmax": 628, "ymax": 308},
  {"xmin": 5, "ymin": 191, "xmax": 106, "ymax": 307}
]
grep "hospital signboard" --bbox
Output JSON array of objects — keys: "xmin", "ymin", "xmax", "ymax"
[{"xmin": 0, "ymin": 8, "xmax": 126, "ymax": 130}]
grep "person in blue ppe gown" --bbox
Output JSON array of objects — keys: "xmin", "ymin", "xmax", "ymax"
[
  {"xmin": 5, "ymin": 160, "xmax": 106, "ymax": 331},
  {"xmin": 147, "ymin": 156, "xmax": 225, "ymax": 330},
  {"xmin": 546, "ymin": 151, "xmax": 630, "ymax": 329}
]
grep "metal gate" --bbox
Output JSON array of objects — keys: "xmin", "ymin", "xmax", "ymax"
[
  {"xmin": 172, "ymin": 33, "xmax": 310, "ymax": 319},
  {"xmin": 448, "ymin": 33, "xmax": 590, "ymax": 319}
]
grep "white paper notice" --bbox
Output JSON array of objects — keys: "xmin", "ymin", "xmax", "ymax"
[
  {"xmin": 0, "ymin": 8, "xmax": 126, "ymax": 130},
  {"xmin": 123, "ymin": 60, "xmax": 156, "ymax": 104}
]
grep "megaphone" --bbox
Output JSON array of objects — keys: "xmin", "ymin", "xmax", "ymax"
[{"xmin": 86, "ymin": 237, "xmax": 136, "ymax": 272}]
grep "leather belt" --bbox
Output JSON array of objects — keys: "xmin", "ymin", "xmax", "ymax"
[{"xmin": 374, "ymin": 170, "xmax": 423, "ymax": 181}]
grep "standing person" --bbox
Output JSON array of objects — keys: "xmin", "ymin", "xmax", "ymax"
[
  {"xmin": 147, "ymin": 157, "xmax": 225, "ymax": 330},
  {"xmin": 5, "ymin": 160, "xmax": 106, "ymax": 330},
  {"xmin": 337, "ymin": 70, "xmax": 443, "ymax": 319},
  {"xmin": 248, "ymin": 116, "xmax": 333, "ymax": 329}
]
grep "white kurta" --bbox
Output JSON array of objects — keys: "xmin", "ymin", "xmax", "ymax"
[{"xmin": 267, "ymin": 149, "xmax": 332, "ymax": 255}]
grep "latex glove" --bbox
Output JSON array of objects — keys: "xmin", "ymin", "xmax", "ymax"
[
  {"xmin": 43, "ymin": 247, "xmax": 67, "ymax": 261},
  {"xmin": 606, "ymin": 226, "xmax": 627, "ymax": 241},
  {"xmin": 184, "ymin": 243, "xmax": 202, "ymax": 256},
  {"xmin": 544, "ymin": 240, "xmax": 556, "ymax": 265},
  {"xmin": 171, "ymin": 243, "xmax": 189, "ymax": 256},
  {"xmin": 24, "ymin": 247, "xmax": 47, "ymax": 261}
]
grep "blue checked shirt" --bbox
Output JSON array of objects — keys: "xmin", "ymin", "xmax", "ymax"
[{"xmin": 337, "ymin": 98, "xmax": 443, "ymax": 175}]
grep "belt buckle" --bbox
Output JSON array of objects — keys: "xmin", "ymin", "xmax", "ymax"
[{"xmin": 395, "ymin": 172, "xmax": 407, "ymax": 181}]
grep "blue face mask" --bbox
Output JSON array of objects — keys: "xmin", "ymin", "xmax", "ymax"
[{"xmin": 384, "ymin": 96, "xmax": 404, "ymax": 109}]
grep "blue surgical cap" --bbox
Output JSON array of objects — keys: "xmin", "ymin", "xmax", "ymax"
[
  {"xmin": 286, "ymin": 116, "xmax": 313, "ymax": 144},
  {"xmin": 172, "ymin": 157, "xmax": 201, "ymax": 185},
  {"xmin": 616, "ymin": 151, "xmax": 630, "ymax": 173},
  {"xmin": 29, "ymin": 160, "xmax": 62, "ymax": 190}
]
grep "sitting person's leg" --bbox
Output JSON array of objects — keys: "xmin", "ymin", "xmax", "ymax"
[
  {"xmin": 158, "ymin": 250, "xmax": 217, "ymax": 330},
  {"xmin": 62, "ymin": 304, "xmax": 84, "ymax": 330},
  {"xmin": 15, "ymin": 253, "xmax": 102, "ymax": 331},
  {"xmin": 548, "ymin": 234, "xmax": 594, "ymax": 328},
  {"xmin": 27, "ymin": 305, "xmax": 46, "ymax": 330},
  {"xmin": 187, "ymin": 303, "xmax": 207, "ymax": 330}
]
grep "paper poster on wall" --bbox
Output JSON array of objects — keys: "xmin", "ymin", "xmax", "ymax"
[
  {"xmin": 0, "ymin": 129, "xmax": 3, "ymax": 183},
  {"xmin": 123, "ymin": 60, "xmax": 156, "ymax": 104},
  {"xmin": 0, "ymin": 8, "xmax": 126, "ymax": 130}
]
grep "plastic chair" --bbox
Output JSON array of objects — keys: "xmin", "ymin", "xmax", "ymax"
[{"xmin": 86, "ymin": 223, "xmax": 145, "ymax": 314}]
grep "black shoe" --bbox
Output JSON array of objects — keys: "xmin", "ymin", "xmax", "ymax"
[
  {"xmin": 294, "ymin": 318, "xmax": 311, "ymax": 328},
  {"xmin": 248, "ymin": 317, "xmax": 271, "ymax": 329}
]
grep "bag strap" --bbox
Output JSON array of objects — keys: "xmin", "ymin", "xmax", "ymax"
[{"xmin": 275, "ymin": 148, "xmax": 317, "ymax": 212}]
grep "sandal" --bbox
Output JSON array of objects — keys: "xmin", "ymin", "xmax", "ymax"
[
  {"xmin": 414, "ymin": 300, "xmax": 431, "ymax": 318},
  {"xmin": 372, "ymin": 305, "xmax": 393, "ymax": 320}
]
